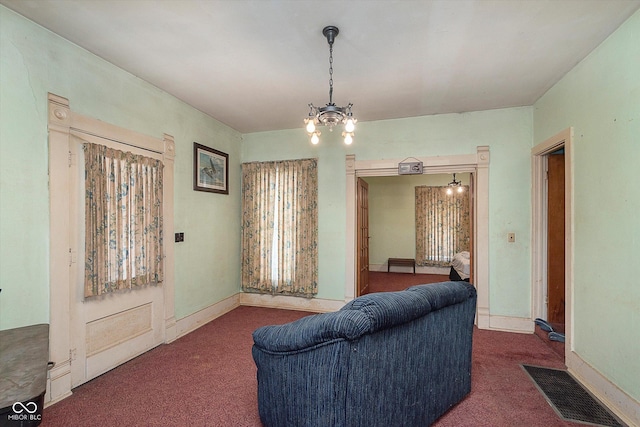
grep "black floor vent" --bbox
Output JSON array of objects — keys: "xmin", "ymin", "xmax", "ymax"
[{"xmin": 522, "ymin": 365, "xmax": 625, "ymax": 427}]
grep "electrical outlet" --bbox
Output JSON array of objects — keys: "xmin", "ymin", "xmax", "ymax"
[{"xmin": 507, "ymin": 232, "xmax": 516, "ymax": 243}]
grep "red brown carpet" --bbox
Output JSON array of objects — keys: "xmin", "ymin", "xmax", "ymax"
[
  {"xmin": 367, "ymin": 271, "xmax": 450, "ymax": 293},
  {"xmin": 43, "ymin": 306, "xmax": 591, "ymax": 427}
]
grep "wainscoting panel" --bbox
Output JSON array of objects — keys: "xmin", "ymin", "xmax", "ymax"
[
  {"xmin": 85, "ymin": 331, "xmax": 155, "ymax": 381},
  {"xmin": 84, "ymin": 303, "xmax": 156, "ymax": 380},
  {"xmin": 86, "ymin": 303, "xmax": 152, "ymax": 356}
]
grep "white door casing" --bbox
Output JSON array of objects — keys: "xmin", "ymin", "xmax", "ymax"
[
  {"xmin": 47, "ymin": 93, "xmax": 176, "ymax": 404},
  {"xmin": 531, "ymin": 128, "xmax": 573, "ymax": 356}
]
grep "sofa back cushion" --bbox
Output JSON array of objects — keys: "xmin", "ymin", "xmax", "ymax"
[{"xmin": 341, "ymin": 281, "xmax": 475, "ymax": 334}]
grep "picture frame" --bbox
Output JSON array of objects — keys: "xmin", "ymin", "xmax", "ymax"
[{"xmin": 193, "ymin": 142, "xmax": 229, "ymax": 194}]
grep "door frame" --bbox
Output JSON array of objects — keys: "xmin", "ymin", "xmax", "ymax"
[
  {"xmin": 345, "ymin": 146, "xmax": 490, "ymax": 328},
  {"xmin": 531, "ymin": 127, "xmax": 573, "ymax": 357},
  {"xmin": 47, "ymin": 93, "xmax": 176, "ymax": 405}
]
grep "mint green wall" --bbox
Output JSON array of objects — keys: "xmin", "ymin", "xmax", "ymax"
[
  {"xmin": 243, "ymin": 107, "xmax": 533, "ymax": 316},
  {"xmin": 0, "ymin": 7, "xmax": 242, "ymax": 329},
  {"xmin": 364, "ymin": 174, "xmax": 470, "ymax": 265},
  {"xmin": 534, "ymin": 11, "xmax": 640, "ymax": 401}
]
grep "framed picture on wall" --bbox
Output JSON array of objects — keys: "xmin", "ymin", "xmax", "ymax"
[{"xmin": 193, "ymin": 142, "xmax": 229, "ymax": 194}]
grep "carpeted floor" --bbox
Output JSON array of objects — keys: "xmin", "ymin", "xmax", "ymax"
[
  {"xmin": 42, "ymin": 306, "xmax": 595, "ymax": 427},
  {"xmin": 367, "ymin": 271, "xmax": 450, "ymax": 293}
]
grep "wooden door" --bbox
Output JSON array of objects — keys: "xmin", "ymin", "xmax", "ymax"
[
  {"xmin": 547, "ymin": 153, "xmax": 565, "ymax": 324},
  {"xmin": 69, "ymin": 134, "xmax": 165, "ymax": 388},
  {"xmin": 357, "ymin": 178, "xmax": 370, "ymax": 296}
]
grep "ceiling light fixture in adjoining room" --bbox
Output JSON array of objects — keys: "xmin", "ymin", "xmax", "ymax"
[
  {"xmin": 304, "ymin": 26, "xmax": 356, "ymax": 145},
  {"xmin": 447, "ymin": 173, "xmax": 464, "ymax": 195}
]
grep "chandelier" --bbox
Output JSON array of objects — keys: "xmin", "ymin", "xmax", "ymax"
[
  {"xmin": 304, "ymin": 26, "xmax": 357, "ymax": 145},
  {"xmin": 447, "ymin": 174, "xmax": 464, "ymax": 195}
]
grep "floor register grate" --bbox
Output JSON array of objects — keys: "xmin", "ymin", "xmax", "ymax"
[{"xmin": 522, "ymin": 365, "xmax": 625, "ymax": 427}]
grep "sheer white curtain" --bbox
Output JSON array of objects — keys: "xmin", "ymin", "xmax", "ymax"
[
  {"xmin": 415, "ymin": 185, "xmax": 470, "ymax": 267},
  {"xmin": 82, "ymin": 138, "xmax": 164, "ymax": 297},
  {"xmin": 241, "ymin": 158, "xmax": 318, "ymax": 297}
]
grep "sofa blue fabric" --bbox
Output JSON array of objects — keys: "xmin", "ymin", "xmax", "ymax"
[{"xmin": 252, "ymin": 281, "xmax": 477, "ymax": 427}]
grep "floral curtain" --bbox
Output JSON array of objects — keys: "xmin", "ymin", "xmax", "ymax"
[
  {"xmin": 415, "ymin": 185, "xmax": 470, "ymax": 267},
  {"xmin": 83, "ymin": 141, "xmax": 164, "ymax": 298},
  {"xmin": 241, "ymin": 158, "xmax": 318, "ymax": 297}
]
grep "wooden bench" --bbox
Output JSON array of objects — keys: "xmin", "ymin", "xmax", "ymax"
[{"xmin": 387, "ymin": 258, "xmax": 416, "ymax": 274}]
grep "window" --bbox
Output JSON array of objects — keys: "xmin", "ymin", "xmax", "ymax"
[
  {"xmin": 83, "ymin": 140, "xmax": 164, "ymax": 297},
  {"xmin": 415, "ymin": 185, "xmax": 470, "ymax": 266},
  {"xmin": 241, "ymin": 159, "xmax": 318, "ymax": 297}
]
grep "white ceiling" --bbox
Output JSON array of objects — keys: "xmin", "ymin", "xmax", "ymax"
[{"xmin": 2, "ymin": 0, "xmax": 639, "ymax": 134}]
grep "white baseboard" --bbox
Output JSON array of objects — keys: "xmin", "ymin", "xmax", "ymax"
[
  {"xmin": 487, "ymin": 315, "xmax": 535, "ymax": 334},
  {"xmin": 171, "ymin": 292, "xmax": 345, "ymax": 342},
  {"xmin": 477, "ymin": 307, "xmax": 490, "ymax": 330},
  {"xmin": 45, "ymin": 361, "xmax": 72, "ymax": 408},
  {"xmin": 164, "ymin": 316, "xmax": 177, "ymax": 343},
  {"xmin": 567, "ymin": 351, "xmax": 640, "ymax": 426},
  {"xmin": 369, "ymin": 263, "xmax": 449, "ymax": 275},
  {"xmin": 175, "ymin": 294, "xmax": 240, "ymax": 340},
  {"xmin": 239, "ymin": 292, "xmax": 345, "ymax": 313}
]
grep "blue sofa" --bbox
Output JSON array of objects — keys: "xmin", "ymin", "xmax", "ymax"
[{"xmin": 252, "ymin": 281, "xmax": 477, "ymax": 427}]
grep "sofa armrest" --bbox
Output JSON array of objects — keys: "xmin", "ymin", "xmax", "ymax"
[{"xmin": 252, "ymin": 309, "xmax": 370, "ymax": 353}]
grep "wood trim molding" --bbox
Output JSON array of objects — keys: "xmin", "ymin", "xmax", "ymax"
[
  {"xmin": 47, "ymin": 94, "xmax": 73, "ymax": 405},
  {"xmin": 162, "ymin": 134, "xmax": 177, "ymax": 343}
]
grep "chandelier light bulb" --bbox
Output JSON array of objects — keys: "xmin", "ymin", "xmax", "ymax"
[
  {"xmin": 447, "ymin": 174, "xmax": 462, "ymax": 195},
  {"xmin": 345, "ymin": 118, "xmax": 355, "ymax": 133},
  {"xmin": 343, "ymin": 132, "xmax": 353, "ymax": 145},
  {"xmin": 311, "ymin": 132, "xmax": 320, "ymax": 145},
  {"xmin": 306, "ymin": 120, "xmax": 316, "ymax": 133}
]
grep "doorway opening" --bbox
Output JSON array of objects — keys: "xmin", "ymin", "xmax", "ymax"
[
  {"xmin": 357, "ymin": 173, "xmax": 472, "ymax": 295},
  {"xmin": 531, "ymin": 128, "xmax": 573, "ymax": 360},
  {"xmin": 345, "ymin": 147, "xmax": 491, "ymax": 328}
]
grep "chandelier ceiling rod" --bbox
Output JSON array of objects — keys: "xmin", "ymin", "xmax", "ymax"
[{"xmin": 325, "ymin": 26, "xmax": 337, "ymax": 106}]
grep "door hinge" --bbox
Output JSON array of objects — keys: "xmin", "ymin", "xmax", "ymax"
[
  {"xmin": 69, "ymin": 249, "xmax": 77, "ymax": 266},
  {"xmin": 69, "ymin": 348, "xmax": 77, "ymax": 362},
  {"xmin": 68, "ymin": 151, "xmax": 76, "ymax": 167}
]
